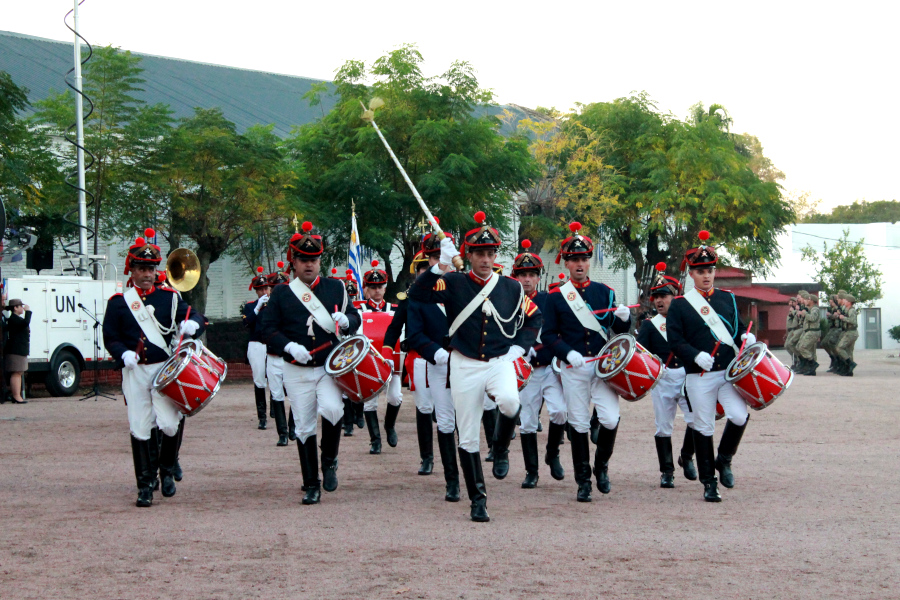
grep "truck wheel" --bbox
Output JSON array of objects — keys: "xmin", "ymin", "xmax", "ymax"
[{"xmin": 46, "ymin": 350, "xmax": 81, "ymax": 397}]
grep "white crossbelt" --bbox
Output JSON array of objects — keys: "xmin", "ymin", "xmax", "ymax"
[
  {"xmin": 124, "ymin": 287, "xmax": 172, "ymax": 356},
  {"xmin": 558, "ymin": 281, "xmax": 607, "ymax": 341},
  {"xmin": 289, "ymin": 278, "xmax": 339, "ymax": 337},
  {"xmin": 650, "ymin": 314, "xmax": 667, "ymax": 341},
  {"xmin": 684, "ymin": 288, "xmax": 739, "ymax": 352},
  {"xmin": 448, "ymin": 272, "xmax": 499, "ymax": 337}
]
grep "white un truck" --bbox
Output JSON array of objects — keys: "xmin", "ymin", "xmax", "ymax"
[{"xmin": 5, "ymin": 275, "xmax": 122, "ymax": 396}]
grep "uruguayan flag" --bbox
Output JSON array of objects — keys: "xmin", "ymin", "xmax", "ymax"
[{"xmin": 348, "ymin": 212, "xmax": 363, "ymax": 289}]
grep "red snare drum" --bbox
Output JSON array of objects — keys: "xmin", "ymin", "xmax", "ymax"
[
  {"xmin": 594, "ymin": 334, "xmax": 663, "ymax": 401},
  {"xmin": 716, "ymin": 401, "xmax": 725, "ymax": 421},
  {"xmin": 362, "ymin": 311, "xmax": 403, "ymax": 372},
  {"xmin": 725, "ymin": 342, "xmax": 793, "ymax": 410},
  {"xmin": 325, "ymin": 335, "xmax": 394, "ymax": 403},
  {"xmin": 152, "ymin": 346, "xmax": 225, "ymax": 416},
  {"xmin": 182, "ymin": 340, "xmax": 228, "ymax": 379}
]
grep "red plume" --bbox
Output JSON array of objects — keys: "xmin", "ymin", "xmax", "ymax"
[
  {"xmin": 331, "ymin": 267, "xmax": 337, "ymax": 275},
  {"xmin": 474, "ymin": 211, "xmax": 486, "ymax": 224},
  {"xmin": 277, "ymin": 261, "xmax": 284, "ymax": 269},
  {"xmin": 157, "ymin": 272, "xmax": 166, "ymax": 283},
  {"xmin": 301, "ymin": 221, "xmax": 313, "ymax": 232},
  {"xmin": 345, "ymin": 269, "xmax": 353, "ymax": 275},
  {"xmin": 134, "ymin": 237, "xmax": 145, "ymax": 246},
  {"xmin": 569, "ymin": 222, "xmax": 582, "ymax": 233},
  {"xmin": 698, "ymin": 230, "xmax": 710, "ymax": 241},
  {"xmin": 656, "ymin": 262, "xmax": 667, "ymax": 272},
  {"xmin": 256, "ymin": 266, "xmax": 264, "ymax": 273},
  {"xmin": 371, "ymin": 259, "xmax": 379, "ymax": 267},
  {"xmin": 521, "ymin": 239, "xmax": 532, "ymax": 249},
  {"xmin": 144, "ymin": 228, "xmax": 155, "ymax": 238},
  {"xmin": 434, "ymin": 217, "xmax": 440, "ymax": 225},
  {"xmin": 558, "ymin": 273, "xmax": 565, "ymax": 280},
  {"xmin": 290, "ymin": 233, "xmax": 302, "ymax": 242}
]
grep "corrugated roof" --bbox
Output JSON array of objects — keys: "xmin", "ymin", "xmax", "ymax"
[{"xmin": 730, "ymin": 286, "xmax": 794, "ymax": 303}]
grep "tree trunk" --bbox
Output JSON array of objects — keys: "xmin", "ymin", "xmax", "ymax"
[{"xmin": 184, "ymin": 248, "xmax": 212, "ymax": 317}]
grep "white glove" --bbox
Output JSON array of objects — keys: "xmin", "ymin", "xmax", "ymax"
[
  {"xmin": 502, "ymin": 345, "xmax": 525, "ymax": 362},
  {"xmin": 253, "ymin": 295, "xmax": 269, "ymax": 314},
  {"xmin": 433, "ymin": 348, "xmax": 450, "ymax": 366},
  {"xmin": 614, "ymin": 304, "xmax": 631, "ymax": 322},
  {"xmin": 741, "ymin": 332, "xmax": 757, "ymax": 346},
  {"xmin": 332, "ymin": 311, "xmax": 350, "ymax": 331},
  {"xmin": 566, "ymin": 350, "xmax": 585, "ymax": 368},
  {"xmin": 179, "ymin": 320, "xmax": 199, "ymax": 337},
  {"xmin": 694, "ymin": 351, "xmax": 714, "ymax": 371},
  {"xmin": 439, "ymin": 237, "xmax": 460, "ymax": 266},
  {"xmin": 527, "ymin": 347, "xmax": 537, "ymax": 359},
  {"xmin": 122, "ymin": 351, "xmax": 139, "ymax": 370},
  {"xmin": 285, "ymin": 342, "xmax": 312, "ymax": 364}
]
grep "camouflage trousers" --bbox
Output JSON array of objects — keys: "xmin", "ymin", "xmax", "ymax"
[
  {"xmin": 796, "ymin": 329, "xmax": 820, "ymax": 361},
  {"xmin": 784, "ymin": 329, "xmax": 803, "ymax": 357},
  {"xmin": 822, "ymin": 327, "xmax": 842, "ymax": 355},
  {"xmin": 835, "ymin": 330, "xmax": 859, "ymax": 361}
]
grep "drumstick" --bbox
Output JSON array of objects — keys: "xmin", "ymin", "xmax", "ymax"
[
  {"xmin": 566, "ymin": 353, "xmax": 612, "ymax": 369},
  {"xmin": 334, "ymin": 304, "xmax": 339, "ymax": 337},
  {"xmin": 175, "ymin": 306, "xmax": 191, "ymax": 354},
  {"xmin": 664, "ymin": 352, "xmax": 673, "ymax": 368},
  {"xmin": 700, "ymin": 341, "xmax": 720, "ymax": 378},
  {"xmin": 592, "ymin": 304, "xmax": 640, "ymax": 315},
  {"xmin": 288, "ymin": 341, "xmax": 334, "ymax": 365},
  {"xmin": 738, "ymin": 321, "xmax": 754, "ymax": 354}
]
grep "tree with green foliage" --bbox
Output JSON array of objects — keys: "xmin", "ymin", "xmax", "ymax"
[
  {"xmin": 31, "ymin": 46, "xmax": 173, "ymax": 259},
  {"xmin": 149, "ymin": 108, "xmax": 295, "ymax": 314},
  {"xmin": 802, "ymin": 199, "xmax": 900, "ymax": 224},
  {"xmin": 801, "ymin": 229, "xmax": 882, "ymax": 305},
  {"xmin": 283, "ymin": 44, "xmax": 538, "ymax": 294}
]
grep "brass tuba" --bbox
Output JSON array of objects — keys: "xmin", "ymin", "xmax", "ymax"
[{"xmin": 165, "ymin": 248, "xmax": 201, "ymax": 292}]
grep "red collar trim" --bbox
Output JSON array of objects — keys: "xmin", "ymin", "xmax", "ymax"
[
  {"xmin": 527, "ymin": 290, "xmax": 538, "ymax": 299},
  {"xmin": 135, "ymin": 283, "xmax": 155, "ymax": 297},
  {"xmin": 696, "ymin": 287, "xmax": 714, "ymax": 298},
  {"xmin": 570, "ymin": 278, "xmax": 590, "ymax": 289},
  {"xmin": 309, "ymin": 276, "xmax": 321, "ymax": 290},
  {"xmin": 367, "ymin": 299, "xmax": 386, "ymax": 310},
  {"xmin": 468, "ymin": 271, "xmax": 491, "ymax": 286}
]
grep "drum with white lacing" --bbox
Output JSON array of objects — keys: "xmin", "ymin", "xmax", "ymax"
[
  {"xmin": 594, "ymin": 334, "xmax": 663, "ymax": 401},
  {"xmin": 725, "ymin": 342, "xmax": 793, "ymax": 410}
]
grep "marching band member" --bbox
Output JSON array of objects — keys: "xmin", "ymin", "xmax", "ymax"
[
  {"xmin": 359, "ymin": 260, "xmax": 403, "ymax": 454},
  {"xmin": 407, "ymin": 239, "xmax": 460, "ymax": 501},
  {"xmin": 408, "ymin": 211, "xmax": 541, "ymax": 522},
  {"xmin": 329, "ymin": 268, "xmax": 364, "ymax": 437},
  {"xmin": 259, "ymin": 222, "xmax": 361, "ymax": 505},
  {"xmin": 543, "ymin": 222, "xmax": 632, "ymax": 502},
  {"xmin": 666, "ymin": 231, "xmax": 751, "ymax": 502},
  {"xmin": 103, "ymin": 229, "xmax": 206, "ymax": 507},
  {"xmin": 511, "ymin": 240, "xmax": 566, "ymax": 487},
  {"xmin": 263, "ymin": 264, "xmax": 294, "ymax": 446},
  {"xmin": 635, "ymin": 263, "xmax": 696, "ymax": 488},
  {"xmin": 242, "ymin": 267, "xmax": 271, "ymax": 430}
]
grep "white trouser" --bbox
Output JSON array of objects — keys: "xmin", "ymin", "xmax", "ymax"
[
  {"xmin": 123, "ymin": 363, "xmax": 184, "ymax": 439},
  {"xmin": 362, "ymin": 373, "xmax": 402, "ymax": 411},
  {"xmin": 519, "ymin": 365, "xmax": 566, "ymax": 434},
  {"xmin": 450, "ymin": 352, "xmax": 520, "ymax": 453},
  {"xmin": 247, "ymin": 341, "xmax": 268, "ymax": 388},
  {"xmin": 561, "ymin": 362, "xmax": 620, "ymax": 433},
  {"xmin": 412, "ymin": 357, "xmax": 456, "ymax": 434},
  {"xmin": 282, "ymin": 362, "xmax": 343, "ymax": 443},
  {"xmin": 266, "ymin": 355, "xmax": 285, "ymax": 403},
  {"xmin": 651, "ymin": 366, "xmax": 692, "ymax": 437},
  {"xmin": 483, "ymin": 394, "xmax": 497, "ymax": 410},
  {"xmin": 684, "ymin": 370, "xmax": 748, "ymax": 437}
]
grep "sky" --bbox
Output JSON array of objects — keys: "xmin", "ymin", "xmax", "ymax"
[{"xmin": 4, "ymin": 0, "xmax": 898, "ymax": 212}]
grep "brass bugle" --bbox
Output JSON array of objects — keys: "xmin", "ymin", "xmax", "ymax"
[{"xmin": 166, "ymin": 248, "xmax": 201, "ymax": 292}]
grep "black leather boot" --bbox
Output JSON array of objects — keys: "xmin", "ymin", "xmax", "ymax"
[
  {"xmin": 491, "ymin": 407, "xmax": 520, "ymax": 480},
  {"xmin": 592, "ymin": 421, "xmax": 619, "ymax": 494},
  {"xmin": 437, "ymin": 431, "xmax": 460, "ymax": 502},
  {"xmin": 384, "ymin": 403, "xmax": 400, "ymax": 448},
  {"xmin": 545, "ymin": 422, "xmax": 565, "ymax": 480},
  {"xmin": 482, "ymin": 408, "xmax": 498, "ymax": 462},
  {"xmin": 805, "ymin": 358, "xmax": 818, "ymax": 376},
  {"xmin": 254, "ymin": 386, "xmax": 267, "ymax": 430},
  {"xmin": 287, "ymin": 408, "xmax": 297, "ymax": 441},
  {"xmin": 343, "ymin": 398, "xmax": 355, "ymax": 436},
  {"xmin": 272, "ymin": 400, "xmax": 289, "ymax": 446},
  {"xmin": 655, "ymin": 435, "xmax": 675, "ymax": 488},
  {"xmin": 570, "ymin": 430, "xmax": 592, "ymax": 502},
  {"xmin": 364, "ymin": 410, "xmax": 382, "ymax": 454},
  {"xmin": 148, "ymin": 426, "xmax": 160, "ymax": 491},
  {"xmin": 520, "ymin": 432, "xmax": 539, "ymax": 489},
  {"xmin": 715, "ymin": 417, "xmax": 748, "ymax": 489},
  {"xmin": 458, "ymin": 448, "xmax": 489, "ymax": 522},
  {"xmin": 416, "ymin": 409, "xmax": 434, "ymax": 475},
  {"xmin": 590, "ymin": 408, "xmax": 600, "ymax": 445},
  {"xmin": 172, "ymin": 418, "xmax": 185, "ymax": 482},
  {"xmin": 159, "ymin": 431, "xmax": 179, "ymax": 498},
  {"xmin": 793, "ymin": 357, "xmax": 807, "ymax": 375},
  {"xmin": 353, "ymin": 401, "xmax": 365, "ymax": 429},
  {"xmin": 320, "ymin": 417, "xmax": 342, "ymax": 492},
  {"xmin": 678, "ymin": 426, "xmax": 698, "ymax": 481},
  {"xmin": 297, "ymin": 436, "xmax": 320, "ymax": 505},
  {"xmin": 130, "ymin": 435, "xmax": 155, "ymax": 507},
  {"xmin": 826, "ymin": 354, "xmax": 836, "ymax": 372},
  {"xmin": 693, "ymin": 428, "xmax": 721, "ymax": 502}
]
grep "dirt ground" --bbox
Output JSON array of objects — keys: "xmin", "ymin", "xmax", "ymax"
[{"xmin": 1, "ymin": 348, "xmax": 898, "ymax": 600}]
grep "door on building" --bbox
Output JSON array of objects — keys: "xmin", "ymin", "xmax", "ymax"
[{"xmin": 862, "ymin": 307, "xmax": 881, "ymax": 349}]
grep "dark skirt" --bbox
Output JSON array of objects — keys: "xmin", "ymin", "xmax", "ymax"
[{"xmin": 5, "ymin": 354, "xmax": 28, "ymax": 372}]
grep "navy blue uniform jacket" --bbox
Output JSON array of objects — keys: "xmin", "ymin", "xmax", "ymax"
[
  {"xmin": 666, "ymin": 288, "xmax": 744, "ymax": 375},
  {"xmin": 635, "ymin": 318, "xmax": 684, "ymax": 369},
  {"xmin": 529, "ymin": 291, "xmax": 554, "ymax": 368},
  {"xmin": 383, "ymin": 298, "xmax": 407, "ymax": 349},
  {"xmin": 103, "ymin": 285, "xmax": 207, "ymax": 366},
  {"xmin": 258, "ymin": 276, "xmax": 361, "ymax": 367},
  {"xmin": 406, "ymin": 300, "xmax": 449, "ymax": 364},
  {"xmin": 408, "ymin": 269, "xmax": 541, "ymax": 361},
  {"xmin": 542, "ymin": 280, "xmax": 630, "ymax": 362},
  {"xmin": 242, "ymin": 299, "xmax": 262, "ymax": 342}
]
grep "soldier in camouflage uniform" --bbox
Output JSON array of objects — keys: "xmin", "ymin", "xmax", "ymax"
[
  {"xmin": 822, "ymin": 293, "xmax": 844, "ymax": 373},
  {"xmin": 785, "ymin": 297, "xmax": 803, "ymax": 370},
  {"xmin": 834, "ymin": 292, "xmax": 859, "ymax": 377},
  {"xmin": 795, "ymin": 291, "xmax": 821, "ymax": 376}
]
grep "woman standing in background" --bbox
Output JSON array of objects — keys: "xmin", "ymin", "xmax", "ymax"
[{"xmin": 5, "ymin": 298, "xmax": 31, "ymax": 404}]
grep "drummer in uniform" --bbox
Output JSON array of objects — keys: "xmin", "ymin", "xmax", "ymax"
[
  {"xmin": 103, "ymin": 228, "xmax": 206, "ymax": 507},
  {"xmin": 635, "ymin": 263, "xmax": 696, "ymax": 488},
  {"xmin": 258, "ymin": 222, "xmax": 362, "ymax": 505},
  {"xmin": 511, "ymin": 240, "xmax": 566, "ymax": 488},
  {"xmin": 331, "ymin": 268, "xmax": 365, "ymax": 437},
  {"xmin": 542, "ymin": 222, "xmax": 632, "ymax": 503},
  {"xmin": 666, "ymin": 231, "xmax": 753, "ymax": 502},
  {"xmin": 242, "ymin": 267, "xmax": 271, "ymax": 431},
  {"xmin": 358, "ymin": 260, "xmax": 403, "ymax": 454},
  {"xmin": 834, "ymin": 291, "xmax": 859, "ymax": 376},
  {"xmin": 408, "ymin": 211, "xmax": 541, "ymax": 522},
  {"xmin": 406, "ymin": 240, "xmax": 460, "ymax": 502}
]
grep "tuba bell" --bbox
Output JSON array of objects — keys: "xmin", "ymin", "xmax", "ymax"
[{"xmin": 165, "ymin": 248, "xmax": 201, "ymax": 292}]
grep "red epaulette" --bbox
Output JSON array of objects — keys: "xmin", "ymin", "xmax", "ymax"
[
  {"xmin": 157, "ymin": 285, "xmax": 177, "ymax": 293},
  {"xmin": 109, "ymin": 292, "xmax": 124, "ymax": 299},
  {"xmin": 607, "ymin": 285, "xmax": 616, "ymax": 291},
  {"xmin": 673, "ymin": 295, "xmax": 685, "ymax": 299},
  {"xmin": 549, "ymin": 287, "xmax": 562, "ymax": 294}
]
